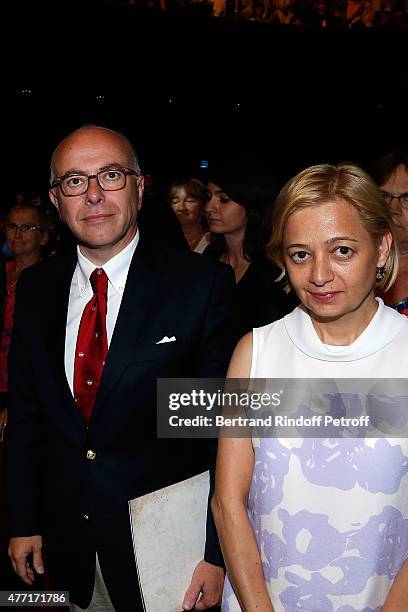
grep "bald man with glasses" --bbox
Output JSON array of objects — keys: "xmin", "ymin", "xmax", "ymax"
[{"xmin": 6, "ymin": 126, "xmax": 234, "ymax": 611}]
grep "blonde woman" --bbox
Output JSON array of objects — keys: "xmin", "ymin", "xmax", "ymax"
[{"xmin": 212, "ymin": 164, "xmax": 408, "ymax": 611}]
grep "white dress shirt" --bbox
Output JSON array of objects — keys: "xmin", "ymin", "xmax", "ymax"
[{"xmin": 65, "ymin": 231, "xmax": 139, "ymax": 395}]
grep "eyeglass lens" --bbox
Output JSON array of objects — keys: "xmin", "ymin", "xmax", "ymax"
[
  {"xmin": 60, "ymin": 169, "xmax": 128, "ymax": 196},
  {"xmin": 6, "ymin": 223, "xmax": 39, "ymax": 233},
  {"xmin": 382, "ymin": 192, "xmax": 408, "ymax": 205}
]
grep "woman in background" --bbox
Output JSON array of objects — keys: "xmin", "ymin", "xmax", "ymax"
[
  {"xmin": 372, "ymin": 149, "xmax": 408, "ymax": 316},
  {"xmin": 212, "ymin": 163, "xmax": 408, "ymax": 611},
  {"xmin": 168, "ymin": 177, "xmax": 211, "ymax": 253},
  {"xmin": 205, "ymin": 156, "xmax": 296, "ymax": 337}
]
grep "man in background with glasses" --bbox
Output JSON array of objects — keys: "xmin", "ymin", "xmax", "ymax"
[
  {"xmin": 372, "ymin": 149, "xmax": 408, "ymax": 316},
  {"xmin": 0, "ymin": 204, "xmax": 49, "ymax": 439},
  {"xmin": 6, "ymin": 126, "xmax": 233, "ymax": 611}
]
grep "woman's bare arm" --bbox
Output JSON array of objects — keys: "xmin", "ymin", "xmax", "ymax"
[
  {"xmin": 382, "ymin": 557, "xmax": 408, "ymax": 611},
  {"xmin": 211, "ymin": 333, "xmax": 274, "ymax": 611}
]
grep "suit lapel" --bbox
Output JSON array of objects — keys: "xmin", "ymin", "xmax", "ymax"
[{"xmin": 92, "ymin": 240, "xmax": 165, "ymax": 418}]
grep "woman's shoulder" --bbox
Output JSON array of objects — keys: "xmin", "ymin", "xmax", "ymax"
[
  {"xmin": 381, "ymin": 302, "xmax": 408, "ymax": 343},
  {"xmin": 253, "ymin": 312, "xmax": 292, "ymax": 338},
  {"xmin": 228, "ymin": 332, "xmax": 254, "ymax": 378},
  {"xmin": 231, "ymin": 313, "xmax": 290, "ymax": 359}
]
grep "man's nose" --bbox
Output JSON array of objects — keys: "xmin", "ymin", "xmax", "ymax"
[
  {"xmin": 388, "ymin": 196, "xmax": 402, "ymax": 216},
  {"xmin": 85, "ymin": 176, "xmax": 105, "ymax": 204}
]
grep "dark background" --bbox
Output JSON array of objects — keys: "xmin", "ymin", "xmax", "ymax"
[{"xmin": 3, "ymin": 0, "xmax": 407, "ymax": 208}]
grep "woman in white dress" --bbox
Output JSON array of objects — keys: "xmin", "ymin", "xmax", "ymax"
[{"xmin": 212, "ymin": 163, "xmax": 408, "ymax": 611}]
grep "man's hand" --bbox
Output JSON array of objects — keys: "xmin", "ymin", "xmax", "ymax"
[
  {"xmin": 8, "ymin": 536, "xmax": 44, "ymax": 585},
  {"xmin": 182, "ymin": 560, "xmax": 225, "ymax": 610}
]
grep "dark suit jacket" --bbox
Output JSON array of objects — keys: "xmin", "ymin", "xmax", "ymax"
[{"xmin": 6, "ymin": 236, "xmax": 235, "ymax": 611}]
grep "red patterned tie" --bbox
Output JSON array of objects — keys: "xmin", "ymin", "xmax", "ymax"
[{"xmin": 73, "ymin": 268, "xmax": 108, "ymax": 425}]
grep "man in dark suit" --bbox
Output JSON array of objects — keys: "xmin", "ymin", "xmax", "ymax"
[{"xmin": 6, "ymin": 126, "xmax": 234, "ymax": 611}]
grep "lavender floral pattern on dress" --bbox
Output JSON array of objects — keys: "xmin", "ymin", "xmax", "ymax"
[
  {"xmin": 257, "ymin": 506, "xmax": 408, "ymax": 608},
  {"xmin": 271, "ymin": 390, "xmax": 408, "ymax": 440},
  {"xmin": 242, "ymin": 435, "xmax": 408, "ymax": 610},
  {"xmin": 338, "ymin": 608, "xmax": 381, "ymax": 612},
  {"xmin": 367, "ymin": 393, "xmax": 408, "ymax": 432},
  {"xmin": 346, "ymin": 505, "xmax": 408, "ymax": 579},
  {"xmin": 249, "ymin": 438, "xmax": 291, "ymax": 517},
  {"xmin": 291, "ymin": 438, "xmax": 408, "ymax": 494}
]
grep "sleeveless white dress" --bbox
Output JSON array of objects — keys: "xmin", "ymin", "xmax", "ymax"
[{"xmin": 222, "ymin": 299, "xmax": 408, "ymax": 612}]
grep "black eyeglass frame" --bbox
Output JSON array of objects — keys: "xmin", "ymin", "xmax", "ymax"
[
  {"xmin": 6, "ymin": 223, "xmax": 43, "ymax": 233},
  {"xmin": 51, "ymin": 167, "xmax": 140, "ymax": 197},
  {"xmin": 380, "ymin": 191, "xmax": 408, "ymax": 208}
]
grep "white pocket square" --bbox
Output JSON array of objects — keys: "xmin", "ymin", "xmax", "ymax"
[{"xmin": 156, "ymin": 336, "xmax": 177, "ymax": 344}]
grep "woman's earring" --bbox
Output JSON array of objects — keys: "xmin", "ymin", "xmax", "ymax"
[
  {"xmin": 376, "ymin": 266, "xmax": 385, "ymax": 280},
  {"xmin": 274, "ymin": 267, "xmax": 286, "ymax": 283}
]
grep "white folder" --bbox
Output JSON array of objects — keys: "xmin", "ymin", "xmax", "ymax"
[{"xmin": 129, "ymin": 470, "xmax": 210, "ymax": 612}]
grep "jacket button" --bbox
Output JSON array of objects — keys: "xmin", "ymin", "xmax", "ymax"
[{"xmin": 86, "ymin": 450, "xmax": 96, "ymax": 460}]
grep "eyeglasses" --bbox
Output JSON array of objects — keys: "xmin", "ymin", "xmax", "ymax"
[
  {"xmin": 6, "ymin": 223, "xmax": 42, "ymax": 233},
  {"xmin": 51, "ymin": 167, "xmax": 140, "ymax": 197},
  {"xmin": 381, "ymin": 191, "xmax": 408, "ymax": 208}
]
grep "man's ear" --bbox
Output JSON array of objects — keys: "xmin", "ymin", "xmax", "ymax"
[
  {"xmin": 137, "ymin": 176, "xmax": 144, "ymax": 211},
  {"xmin": 49, "ymin": 188, "xmax": 60, "ymax": 215}
]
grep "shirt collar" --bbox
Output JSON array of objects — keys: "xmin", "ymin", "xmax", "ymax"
[
  {"xmin": 76, "ymin": 230, "xmax": 139, "ymax": 296},
  {"xmin": 283, "ymin": 298, "xmax": 408, "ymax": 361}
]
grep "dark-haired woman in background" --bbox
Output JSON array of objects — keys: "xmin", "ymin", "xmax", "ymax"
[
  {"xmin": 168, "ymin": 177, "xmax": 211, "ymax": 253},
  {"xmin": 204, "ymin": 157, "xmax": 296, "ymax": 336}
]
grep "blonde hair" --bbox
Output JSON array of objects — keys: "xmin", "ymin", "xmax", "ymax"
[{"xmin": 267, "ymin": 163, "xmax": 399, "ymax": 292}]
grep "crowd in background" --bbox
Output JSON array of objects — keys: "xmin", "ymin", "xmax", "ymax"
[
  {"xmin": 109, "ymin": 0, "xmax": 408, "ymax": 27},
  {"xmin": 1, "ymin": 151, "xmax": 406, "ymax": 264}
]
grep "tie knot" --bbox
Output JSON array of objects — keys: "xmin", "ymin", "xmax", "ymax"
[{"xmin": 90, "ymin": 268, "xmax": 108, "ymax": 295}]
